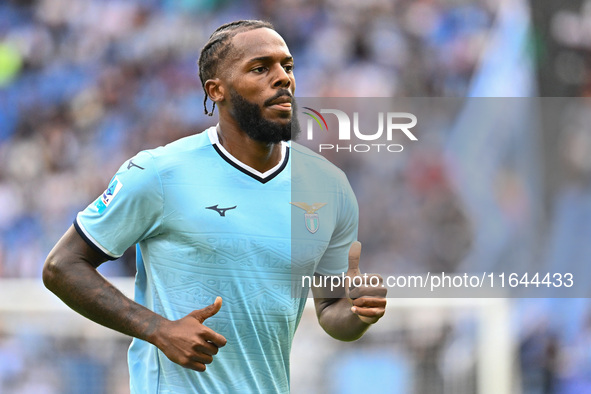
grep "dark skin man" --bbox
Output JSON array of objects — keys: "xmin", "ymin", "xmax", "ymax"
[{"xmin": 44, "ymin": 22, "xmax": 386, "ymax": 390}]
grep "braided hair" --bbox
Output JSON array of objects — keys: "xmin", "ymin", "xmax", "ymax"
[{"xmin": 198, "ymin": 20, "xmax": 275, "ymax": 116}]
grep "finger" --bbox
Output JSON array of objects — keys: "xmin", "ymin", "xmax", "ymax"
[
  {"xmin": 191, "ymin": 296, "xmax": 223, "ymax": 323},
  {"xmin": 352, "ymin": 297, "xmax": 387, "ymax": 308},
  {"xmin": 197, "ymin": 326, "xmax": 227, "ymax": 348},
  {"xmin": 192, "ymin": 340, "xmax": 222, "ymax": 357},
  {"xmin": 344, "ymin": 242, "xmax": 362, "ymax": 301},
  {"xmin": 351, "ymin": 306, "xmax": 386, "ymax": 319},
  {"xmin": 187, "ymin": 362, "xmax": 207, "ymax": 372},
  {"xmin": 349, "ymin": 287, "xmax": 387, "ymax": 298},
  {"xmin": 347, "ymin": 241, "xmax": 362, "ymax": 276},
  {"xmin": 191, "ymin": 353, "xmax": 214, "ymax": 365},
  {"xmin": 349, "ymin": 285, "xmax": 387, "ymax": 300}
]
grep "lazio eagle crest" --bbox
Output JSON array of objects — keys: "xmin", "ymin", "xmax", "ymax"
[{"xmin": 290, "ymin": 202, "xmax": 327, "ymax": 234}]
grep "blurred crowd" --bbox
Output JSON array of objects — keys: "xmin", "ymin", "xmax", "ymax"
[
  {"xmin": 0, "ymin": 0, "xmax": 496, "ymax": 277},
  {"xmin": 4, "ymin": 0, "xmax": 591, "ymax": 393}
]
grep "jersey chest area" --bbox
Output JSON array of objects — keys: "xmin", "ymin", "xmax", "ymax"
[{"xmin": 156, "ymin": 173, "xmax": 338, "ymax": 276}]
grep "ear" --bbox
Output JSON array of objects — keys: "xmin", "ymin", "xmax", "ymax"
[{"xmin": 204, "ymin": 78, "xmax": 225, "ymax": 103}]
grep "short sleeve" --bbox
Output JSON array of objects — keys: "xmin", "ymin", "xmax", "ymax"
[
  {"xmin": 75, "ymin": 151, "xmax": 163, "ymax": 260},
  {"xmin": 314, "ymin": 176, "xmax": 359, "ymax": 276}
]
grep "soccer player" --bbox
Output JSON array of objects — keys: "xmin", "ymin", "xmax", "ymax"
[{"xmin": 43, "ymin": 20, "xmax": 387, "ymax": 393}]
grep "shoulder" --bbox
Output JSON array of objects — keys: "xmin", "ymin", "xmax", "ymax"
[
  {"xmin": 289, "ymin": 141, "xmax": 331, "ymax": 164},
  {"xmin": 146, "ymin": 128, "xmax": 213, "ymax": 159},
  {"xmin": 289, "ymin": 141, "xmax": 349, "ymax": 186},
  {"xmin": 127, "ymin": 128, "xmax": 214, "ymax": 170}
]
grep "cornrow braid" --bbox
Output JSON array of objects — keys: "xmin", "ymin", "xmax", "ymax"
[{"xmin": 198, "ymin": 20, "xmax": 275, "ymax": 116}]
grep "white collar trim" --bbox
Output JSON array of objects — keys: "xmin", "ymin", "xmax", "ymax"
[{"xmin": 207, "ymin": 126, "xmax": 289, "ymax": 179}]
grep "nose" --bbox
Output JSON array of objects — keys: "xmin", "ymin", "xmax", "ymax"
[{"xmin": 272, "ymin": 65, "xmax": 291, "ymax": 89}]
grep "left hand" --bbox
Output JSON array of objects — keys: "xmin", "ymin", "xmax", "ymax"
[{"xmin": 344, "ymin": 241, "xmax": 387, "ymax": 324}]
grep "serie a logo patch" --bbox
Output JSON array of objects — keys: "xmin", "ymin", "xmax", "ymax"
[
  {"xmin": 290, "ymin": 202, "xmax": 327, "ymax": 234},
  {"xmin": 95, "ymin": 176, "xmax": 123, "ymax": 214}
]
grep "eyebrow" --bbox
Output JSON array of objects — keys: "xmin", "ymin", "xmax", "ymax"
[{"xmin": 246, "ymin": 55, "xmax": 294, "ymax": 64}]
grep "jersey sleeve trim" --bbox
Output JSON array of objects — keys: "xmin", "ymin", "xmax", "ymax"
[{"xmin": 74, "ymin": 216, "xmax": 120, "ymax": 261}]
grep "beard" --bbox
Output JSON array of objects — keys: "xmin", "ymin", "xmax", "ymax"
[{"xmin": 229, "ymin": 88, "xmax": 301, "ymax": 144}]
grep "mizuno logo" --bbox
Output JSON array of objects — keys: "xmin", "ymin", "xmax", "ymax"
[
  {"xmin": 206, "ymin": 205, "xmax": 237, "ymax": 217},
  {"xmin": 127, "ymin": 160, "xmax": 145, "ymax": 170}
]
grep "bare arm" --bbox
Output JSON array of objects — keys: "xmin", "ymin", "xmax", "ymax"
[
  {"xmin": 43, "ymin": 225, "xmax": 226, "ymax": 371},
  {"xmin": 311, "ymin": 242, "xmax": 387, "ymax": 341}
]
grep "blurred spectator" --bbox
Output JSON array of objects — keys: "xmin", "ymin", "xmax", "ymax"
[
  {"xmin": 5, "ymin": 1, "xmax": 575, "ymax": 394},
  {"xmin": 0, "ymin": 0, "xmax": 496, "ymax": 278}
]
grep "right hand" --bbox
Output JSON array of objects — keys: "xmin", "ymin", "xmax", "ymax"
[
  {"xmin": 156, "ymin": 297, "xmax": 227, "ymax": 372},
  {"xmin": 344, "ymin": 242, "xmax": 387, "ymax": 325}
]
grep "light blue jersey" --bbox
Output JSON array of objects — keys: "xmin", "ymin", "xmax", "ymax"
[{"xmin": 75, "ymin": 127, "xmax": 358, "ymax": 393}]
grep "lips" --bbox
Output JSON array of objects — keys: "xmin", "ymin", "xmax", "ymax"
[
  {"xmin": 268, "ymin": 96, "xmax": 292, "ymax": 106},
  {"xmin": 267, "ymin": 96, "xmax": 292, "ymax": 111}
]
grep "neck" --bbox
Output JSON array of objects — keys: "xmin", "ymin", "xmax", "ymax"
[{"xmin": 216, "ymin": 121, "xmax": 283, "ymax": 173}]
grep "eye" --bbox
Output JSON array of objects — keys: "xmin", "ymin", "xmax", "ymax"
[
  {"xmin": 252, "ymin": 66, "xmax": 268, "ymax": 74},
  {"xmin": 283, "ymin": 64, "xmax": 294, "ymax": 73}
]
